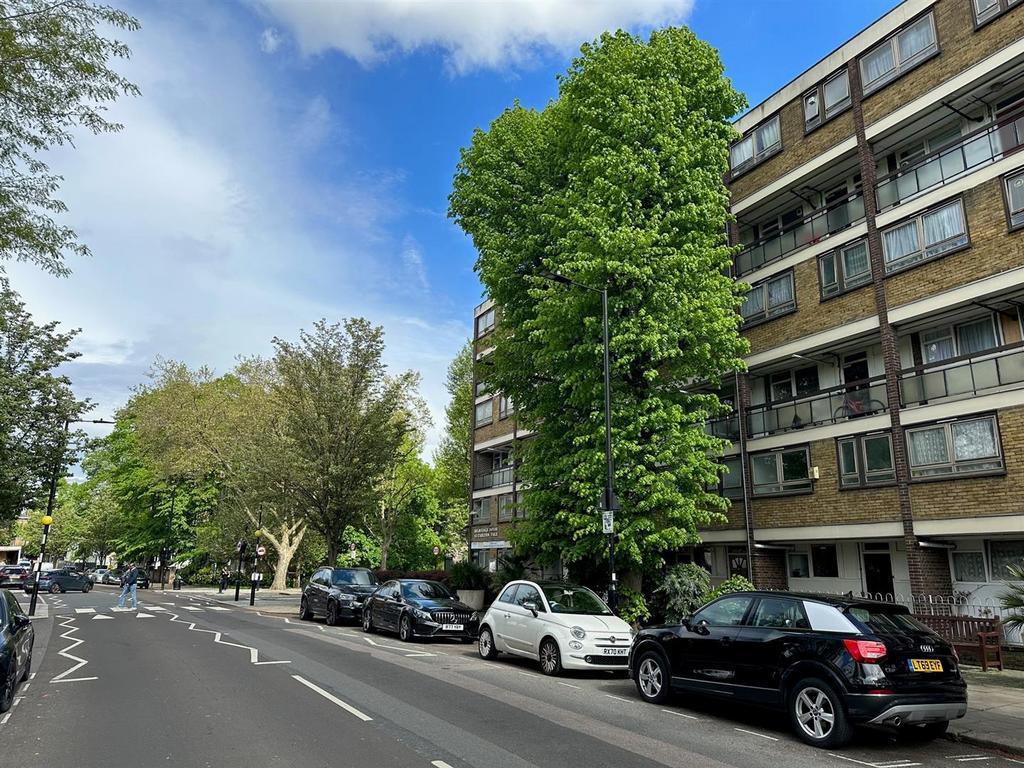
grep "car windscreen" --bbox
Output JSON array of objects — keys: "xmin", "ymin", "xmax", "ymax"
[
  {"xmin": 401, "ymin": 581, "xmax": 451, "ymax": 600},
  {"xmin": 846, "ymin": 605, "xmax": 933, "ymax": 634},
  {"xmin": 332, "ymin": 569, "xmax": 378, "ymax": 586},
  {"xmin": 541, "ymin": 585, "xmax": 612, "ymax": 615}
]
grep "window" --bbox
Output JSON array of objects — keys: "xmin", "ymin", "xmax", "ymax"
[
  {"xmin": 860, "ymin": 13, "xmax": 937, "ymax": 94},
  {"xmin": 1005, "ymin": 170, "xmax": 1024, "ymax": 230},
  {"xmin": 730, "ymin": 115, "xmax": 781, "ymax": 173},
  {"xmin": 768, "ymin": 365, "xmax": 819, "ymax": 402},
  {"xmin": 838, "ymin": 433, "xmax": 896, "ymax": 487},
  {"xmin": 788, "ymin": 553, "xmax": 810, "ymax": 578},
  {"xmin": 497, "ymin": 493, "xmax": 515, "ymax": 522},
  {"xmin": 740, "ymin": 271, "xmax": 795, "ymax": 325},
  {"xmin": 498, "ymin": 584, "xmax": 519, "ymax": 604},
  {"xmin": 907, "ymin": 415, "xmax": 1003, "ymax": 479},
  {"xmin": 499, "ymin": 395, "xmax": 514, "ymax": 419},
  {"xmin": 812, "ymin": 544, "xmax": 839, "ymax": 578},
  {"xmin": 820, "ymin": 240, "xmax": 871, "ymax": 297},
  {"xmin": 475, "ymin": 400, "xmax": 493, "ymax": 426},
  {"xmin": 475, "ymin": 380, "xmax": 490, "ymax": 397},
  {"xmin": 751, "ymin": 446, "xmax": 811, "ymax": 495},
  {"xmin": 752, "ymin": 598, "xmax": 810, "ymax": 629},
  {"xmin": 708, "ymin": 456, "xmax": 744, "ymax": 500},
  {"xmin": 694, "ymin": 595, "xmax": 753, "ymax": 626},
  {"xmin": 471, "ymin": 498, "xmax": 489, "ymax": 524},
  {"xmin": 973, "ymin": 0, "xmax": 1020, "ymax": 25},
  {"xmin": 727, "ymin": 546, "xmax": 749, "ymax": 577},
  {"xmin": 491, "ymin": 450, "xmax": 511, "ymax": 471},
  {"xmin": 953, "ymin": 551, "xmax": 987, "ymax": 582},
  {"xmin": 804, "ymin": 601, "xmax": 860, "ymax": 633},
  {"xmin": 515, "ymin": 584, "xmax": 544, "ymax": 610},
  {"xmin": 989, "ymin": 540, "xmax": 1024, "ymax": 580},
  {"xmin": 881, "ymin": 199, "xmax": 968, "ymax": 273},
  {"xmin": 804, "ymin": 70, "xmax": 851, "ymax": 129},
  {"xmin": 475, "ymin": 308, "xmax": 495, "ymax": 338}
]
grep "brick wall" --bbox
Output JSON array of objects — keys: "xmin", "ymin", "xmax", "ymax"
[
  {"xmin": 751, "ymin": 549, "xmax": 788, "ymax": 590},
  {"xmin": 473, "ymin": 400, "xmax": 515, "ymax": 444},
  {"xmin": 702, "ymin": 500, "xmax": 747, "ymax": 532}
]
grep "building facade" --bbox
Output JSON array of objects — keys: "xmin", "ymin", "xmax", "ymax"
[{"xmin": 469, "ymin": 0, "xmax": 1024, "ymax": 618}]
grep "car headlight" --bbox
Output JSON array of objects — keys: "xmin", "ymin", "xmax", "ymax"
[
  {"xmin": 338, "ymin": 593, "xmax": 354, "ymax": 602},
  {"xmin": 570, "ymin": 626, "xmax": 586, "ymax": 640},
  {"xmin": 470, "ymin": 611, "xmax": 480, "ymax": 622},
  {"xmin": 413, "ymin": 608, "xmax": 432, "ymax": 621},
  {"xmin": 568, "ymin": 640, "xmax": 583, "ymax": 650}
]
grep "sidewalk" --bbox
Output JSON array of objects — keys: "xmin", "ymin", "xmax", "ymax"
[{"xmin": 950, "ymin": 667, "xmax": 1024, "ymax": 755}]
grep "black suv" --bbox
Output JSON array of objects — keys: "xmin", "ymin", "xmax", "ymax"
[
  {"xmin": 629, "ymin": 591, "xmax": 967, "ymax": 748},
  {"xmin": 300, "ymin": 567, "xmax": 379, "ymax": 625}
]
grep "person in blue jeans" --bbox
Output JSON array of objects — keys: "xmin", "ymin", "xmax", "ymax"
[{"xmin": 117, "ymin": 563, "xmax": 139, "ymax": 609}]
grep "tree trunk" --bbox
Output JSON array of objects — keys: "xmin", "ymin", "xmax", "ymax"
[
  {"xmin": 263, "ymin": 520, "xmax": 306, "ymax": 592},
  {"xmin": 326, "ymin": 538, "xmax": 339, "ymax": 569}
]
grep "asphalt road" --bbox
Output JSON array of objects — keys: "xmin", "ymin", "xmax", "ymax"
[{"xmin": 3, "ymin": 587, "xmax": 1018, "ymax": 768}]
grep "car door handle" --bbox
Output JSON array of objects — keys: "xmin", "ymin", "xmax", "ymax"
[{"xmin": 503, "ymin": 613, "xmax": 511, "ymax": 619}]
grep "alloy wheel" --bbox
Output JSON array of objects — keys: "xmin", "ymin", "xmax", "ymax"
[
  {"xmin": 0, "ymin": 661, "xmax": 16, "ymax": 713},
  {"xmin": 479, "ymin": 629, "xmax": 492, "ymax": 657},
  {"xmin": 795, "ymin": 686, "xmax": 835, "ymax": 740},
  {"xmin": 638, "ymin": 658, "xmax": 663, "ymax": 699},
  {"xmin": 362, "ymin": 609, "xmax": 373, "ymax": 632},
  {"xmin": 400, "ymin": 615, "xmax": 412, "ymax": 642},
  {"xmin": 539, "ymin": 640, "xmax": 561, "ymax": 675},
  {"xmin": 327, "ymin": 603, "xmax": 338, "ymax": 626}
]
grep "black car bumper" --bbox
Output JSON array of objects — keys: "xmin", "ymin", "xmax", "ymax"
[
  {"xmin": 335, "ymin": 600, "xmax": 364, "ymax": 619},
  {"xmin": 846, "ymin": 688, "xmax": 968, "ymax": 725},
  {"xmin": 410, "ymin": 616, "xmax": 479, "ymax": 640}
]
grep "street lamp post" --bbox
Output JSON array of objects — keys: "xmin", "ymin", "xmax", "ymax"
[
  {"xmin": 249, "ymin": 509, "xmax": 263, "ymax": 607},
  {"xmin": 534, "ymin": 272, "xmax": 620, "ymax": 612}
]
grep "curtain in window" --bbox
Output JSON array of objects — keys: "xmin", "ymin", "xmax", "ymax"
[
  {"xmin": 741, "ymin": 287, "xmax": 764, "ymax": 318},
  {"xmin": 1007, "ymin": 174, "xmax": 1024, "ymax": 216},
  {"xmin": 922, "ymin": 329, "xmax": 955, "ymax": 363},
  {"xmin": 973, "ymin": 0, "xmax": 998, "ymax": 12},
  {"xmin": 956, "ymin": 318, "xmax": 997, "ymax": 355},
  {"xmin": 923, "ymin": 203, "xmax": 965, "ymax": 246},
  {"xmin": 883, "ymin": 221, "xmax": 919, "ymax": 262},
  {"xmin": 766, "ymin": 275, "xmax": 793, "ymax": 308},
  {"xmin": 952, "ymin": 418, "xmax": 997, "ymax": 460},
  {"xmin": 751, "ymin": 455, "xmax": 778, "ymax": 486},
  {"xmin": 757, "ymin": 118, "xmax": 780, "ymax": 154},
  {"xmin": 862, "ymin": 44, "xmax": 895, "ymax": 84},
  {"xmin": 898, "ymin": 17, "xmax": 934, "ymax": 62},
  {"xmin": 953, "ymin": 552, "xmax": 986, "ymax": 582},
  {"xmin": 909, "ymin": 427, "xmax": 949, "ymax": 465},
  {"xmin": 731, "ymin": 137, "xmax": 753, "ymax": 168},
  {"xmin": 843, "ymin": 243, "xmax": 870, "ymax": 278},
  {"xmin": 824, "ymin": 73, "xmax": 849, "ymax": 111},
  {"xmin": 990, "ymin": 541, "xmax": 1024, "ymax": 580}
]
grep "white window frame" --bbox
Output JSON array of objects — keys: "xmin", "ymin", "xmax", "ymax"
[
  {"xmin": 741, "ymin": 271, "xmax": 796, "ymax": 325},
  {"xmin": 475, "ymin": 399, "xmax": 493, "ymax": 427},
  {"xmin": 881, "ymin": 199, "xmax": 968, "ymax": 273},
  {"xmin": 499, "ymin": 394, "xmax": 514, "ymax": 419},
  {"xmin": 920, "ymin": 314, "xmax": 1000, "ymax": 363},
  {"xmin": 906, "ymin": 415, "xmax": 1004, "ymax": 479},
  {"xmin": 751, "ymin": 446, "xmax": 812, "ymax": 496},
  {"xmin": 804, "ymin": 70, "xmax": 851, "ymax": 130},
  {"xmin": 475, "ymin": 308, "xmax": 496, "ymax": 338},
  {"xmin": 471, "ymin": 498, "xmax": 489, "ymax": 524},
  {"xmin": 860, "ymin": 13, "xmax": 938, "ymax": 94},
  {"xmin": 730, "ymin": 115, "xmax": 781, "ymax": 173},
  {"xmin": 973, "ymin": 0, "xmax": 1019, "ymax": 24},
  {"xmin": 951, "ymin": 549, "xmax": 988, "ymax": 582},
  {"xmin": 788, "ymin": 552, "xmax": 810, "ymax": 579},
  {"xmin": 988, "ymin": 539, "xmax": 1024, "ymax": 581},
  {"xmin": 819, "ymin": 239, "xmax": 871, "ymax": 297},
  {"xmin": 497, "ymin": 493, "xmax": 515, "ymax": 523},
  {"xmin": 1005, "ymin": 169, "xmax": 1024, "ymax": 230},
  {"xmin": 838, "ymin": 433, "xmax": 896, "ymax": 488}
]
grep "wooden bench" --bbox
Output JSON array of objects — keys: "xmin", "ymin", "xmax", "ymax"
[{"xmin": 912, "ymin": 614, "xmax": 1004, "ymax": 671}]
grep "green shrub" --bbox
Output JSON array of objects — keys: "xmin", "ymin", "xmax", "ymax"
[
  {"xmin": 706, "ymin": 574, "xmax": 755, "ymax": 602},
  {"xmin": 448, "ymin": 561, "xmax": 488, "ymax": 590},
  {"xmin": 655, "ymin": 563, "xmax": 712, "ymax": 623},
  {"xmin": 1000, "ymin": 564, "xmax": 1024, "ymax": 630},
  {"xmin": 618, "ymin": 587, "xmax": 651, "ymax": 626}
]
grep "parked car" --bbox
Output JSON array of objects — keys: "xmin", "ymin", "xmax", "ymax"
[
  {"xmin": 476, "ymin": 580, "xmax": 634, "ymax": 675},
  {"xmin": 0, "ymin": 567, "xmax": 29, "ymax": 588},
  {"xmin": 299, "ymin": 567, "xmax": 380, "ymax": 625},
  {"xmin": 629, "ymin": 591, "xmax": 967, "ymax": 749},
  {"xmin": 134, "ymin": 569, "xmax": 150, "ymax": 589},
  {"xmin": 101, "ymin": 570, "xmax": 121, "ymax": 585},
  {"xmin": 362, "ymin": 578, "xmax": 479, "ymax": 642},
  {"xmin": 0, "ymin": 589, "xmax": 33, "ymax": 713},
  {"xmin": 23, "ymin": 568, "xmax": 93, "ymax": 594},
  {"xmin": 88, "ymin": 568, "xmax": 110, "ymax": 584}
]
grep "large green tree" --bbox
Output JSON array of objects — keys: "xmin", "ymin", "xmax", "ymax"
[
  {"xmin": 0, "ymin": 0, "xmax": 139, "ymax": 274},
  {"xmin": 432, "ymin": 341, "xmax": 473, "ymax": 560},
  {"xmin": 449, "ymin": 29, "xmax": 748, "ymax": 585}
]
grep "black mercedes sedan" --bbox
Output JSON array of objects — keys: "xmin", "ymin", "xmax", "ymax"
[
  {"xmin": 299, "ymin": 567, "xmax": 379, "ymax": 625},
  {"xmin": 1, "ymin": 589, "xmax": 34, "ymax": 713},
  {"xmin": 362, "ymin": 579, "xmax": 478, "ymax": 642},
  {"xmin": 629, "ymin": 591, "xmax": 967, "ymax": 749}
]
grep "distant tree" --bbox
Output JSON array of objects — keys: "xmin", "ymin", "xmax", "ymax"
[
  {"xmin": 450, "ymin": 29, "xmax": 748, "ymax": 587},
  {"xmin": 366, "ymin": 434, "xmax": 433, "ymax": 570},
  {"xmin": 432, "ymin": 341, "xmax": 473, "ymax": 559}
]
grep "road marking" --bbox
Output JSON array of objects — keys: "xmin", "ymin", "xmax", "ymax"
[
  {"xmin": 74, "ymin": 608, "xmax": 95, "ymax": 614},
  {"xmin": 955, "ymin": 760, "xmax": 994, "ymax": 763},
  {"xmin": 136, "ymin": 612, "xmax": 156, "ymax": 618},
  {"xmin": 252, "ymin": 660, "xmax": 292, "ymax": 665},
  {"xmin": 733, "ymin": 728, "xmax": 778, "ymax": 741},
  {"xmin": 292, "ymin": 675, "xmax": 373, "ymax": 721},
  {"xmin": 147, "ymin": 607, "xmax": 167, "ymax": 611},
  {"xmin": 13, "ymin": 697, "xmax": 22, "ymax": 707},
  {"xmin": 21, "ymin": 683, "xmax": 29, "ymax": 691},
  {"xmin": 29, "ymin": 673, "xmax": 35, "ymax": 680},
  {"xmin": 50, "ymin": 616, "xmax": 92, "ymax": 683},
  {"xmin": 556, "ymin": 681, "xmax": 581, "ymax": 689},
  {"xmin": 110, "ymin": 607, "xmax": 133, "ymax": 612},
  {"xmin": 91, "ymin": 614, "xmax": 113, "ymax": 620},
  {"xmin": 51, "ymin": 677, "xmax": 98, "ymax": 683},
  {"xmin": 432, "ymin": 762, "xmax": 455, "ymax": 768},
  {"xmin": 830, "ymin": 755, "xmax": 919, "ymax": 768},
  {"xmin": 660, "ymin": 708, "xmax": 699, "ymax": 720},
  {"xmin": 604, "ymin": 694, "xmax": 633, "ymax": 703},
  {"xmin": 183, "ymin": 607, "xmax": 203, "ymax": 612},
  {"xmin": 1, "ymin": 713, "xmax": 10, "ymax": 724},
  {"xmin": 207, "ymin": 607, "xmax": 230, "ymax": 611}
]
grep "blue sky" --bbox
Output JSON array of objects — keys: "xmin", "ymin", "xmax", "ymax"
[{"xmin": 9, "ymin": 0, "xmax": 896, "ymax": 453}]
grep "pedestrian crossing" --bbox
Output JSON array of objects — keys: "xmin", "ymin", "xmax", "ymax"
[{"xmin": 62, "ymin": 603, "xmax": 236, "ymax": 618}]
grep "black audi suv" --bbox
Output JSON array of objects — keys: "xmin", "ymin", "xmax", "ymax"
[
  {"xmin": 629, "ymin": 591, "xmax": 966, "ymax": 748},
  {"xmin": 300, "ymin": 567, "xmax": 379, "ymax": 625},
  {"xmin": 362, "ymin": 579, "xmax": 479, "ymax": 642}
]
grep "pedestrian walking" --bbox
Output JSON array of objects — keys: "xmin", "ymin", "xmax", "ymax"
[
  {"xmin": 117, "ymin": 563, "xmax": 139, "ymax": 609},
  {"xmin": 218, "ymin": 567, "xmax": 230, "ymax": 593}
]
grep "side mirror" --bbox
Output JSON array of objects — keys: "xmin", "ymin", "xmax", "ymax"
[
  {"xmin": 522, "ymin": 601, "xmax": 539, "ymax": 617},
  {"xmin": 451, "ymin": 591, "xmax": 459, "ymax": 600},
  {"xmin": 13, "ymin": 615, "xmax": 30, "ymax": 629},
  {"xmin": 694, "ymin": 619, "xmax": 710, "ymax": 635},
  {"xmin": 679, "ymin": 614, "xmax": 692, "ymax": 629}
]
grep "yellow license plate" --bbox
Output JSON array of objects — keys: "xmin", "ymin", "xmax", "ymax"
[{"xmin": 909, "ymin": 658, "xmax": 943, "ymax": 672}]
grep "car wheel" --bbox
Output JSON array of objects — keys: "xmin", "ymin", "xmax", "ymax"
[
  {"xmin": 20, "ymin": 652, "xmax": 31, "ymax": 682},
  {"xmin": 538, "ymin": 638, "xmax": 563, "ymax": 676},
  {"xmin": 362, "ymin": 608, "xmax": 375, "ymax": 633},
  {"xmin": 900, "ymin": 720, "xmax": 949, "ymax": 742},
  {"xmin": 399, "ymin": 614, "xmax": 415, "ymax": 642},
  {"xmin": 299, "ymin": 596, "xmax": 312, "ymax": 621},
  {"xmin": 48, "ymin": 583, "xmax": 60, "ymax": 594},
  {"xmin": 326, "ymin": 601, "xmax": 339, "ymax": 626},
  {"xmin": 82, "ymin": 582, "xmax": 92, "ymax": 593},
  {"xmin": 634, "ymin": 651, "xmax": 671, "ymax": 704},
  {"xmin": 0, "ymin": 658, "xmax": 16, "ymax": 714},
  {"xmin": 478, "ymin": 626, "xmax": 498, "ymax": 660},
  {"xmin": 789, "ymin": 677, "xmax": 852, "ymax": 749}
]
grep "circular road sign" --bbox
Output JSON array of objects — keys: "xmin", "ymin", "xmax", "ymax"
[
  {"xmin": 256, "ymin": 545, "xmax": 267, "ymax": 557},
  {"xmin": 432, "ymin": 546, "xmax": 440, "ymax": 556}
]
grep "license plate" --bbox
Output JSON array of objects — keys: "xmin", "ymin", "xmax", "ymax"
[
  {"xmin": 442, "ymin": 624, "xmax": 464, "ymax": 631},
  {"xmin": 603, "ymin": 648, "xmax": 630, "ymax": 656},
  {"xmin": 909, "ymin": 658, "xmax": 943, "ymax": 672}
]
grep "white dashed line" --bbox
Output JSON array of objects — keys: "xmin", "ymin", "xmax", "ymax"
[
  {"xmin": 292, "ymin": 675, "xmax": 373, "ymax": 721},
  {"xmin": 432, "ymin": 762, "xmax": 455, "ymax": 768},
  {"xmin": 955, "ymin": 760, "xmax": 994, "ymax": 763},
  {"xmin": 556, "ymin": 681, "xmax": 581, "ymax": 689},
  {"xmin": 74, "ymin": 608, "xmax": 95, "ymax": 614},
  {"xmin": 1, "ymin": 713, "xmax": 10, "ymax": 724},
  {"xmin": 733, "ymin": 727, "xmax": 778, "ymax": 741},
  {"xmin": 660, "ymin": 708, "xmax": 698, "ymax": 720},
  {"xmin": 604, "ymin": 694, "xmax": 633, "ymax": 703},
  {"xmin": 21, "ymin": 683, "xmax": 30, "ymax": 692}
]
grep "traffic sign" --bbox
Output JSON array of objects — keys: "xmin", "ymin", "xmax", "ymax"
[
  {"xmin": 602, "ymin": 510, "xmax": 614, "ymax": 534},
  {"xmin": 432, "ymin": 546, "xmax": 440, "ymax": 556},
  {"xmin": 256, "ymin": 545, "xmax": 266, "ymax": 557}
]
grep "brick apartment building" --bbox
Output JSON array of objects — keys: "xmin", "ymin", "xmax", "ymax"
[{"xmin": 469, "ymin": 0, "xmax": 1024, "ymax": 620}]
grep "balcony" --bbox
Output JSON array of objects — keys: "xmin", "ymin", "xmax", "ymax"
[
  {"xmin": 734, "ymin": 191, "xmax": 865, "ymax": 277},
  {"xmin": 473, "ymin": 466, "xmax": 514, "ymax": 491},
  {"xmin": 705, "ymin": 413, "xmax": 740, "ymax": 442},
  {"xmin": 900, "ymin": 343, "xmax": 1024, "ymax": 407},
  {"xmin": 876, "ymin": 108, "xmax": 1024, "ymax": 212},
  {"xmin": 747, "ymin": 376, "xmax": 889, "ymax": 438}
]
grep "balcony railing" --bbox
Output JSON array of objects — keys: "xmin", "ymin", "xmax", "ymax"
[
  {"xmin": 705, "ymin": 413, "xmax": 740, "ymax": 442},
  {"xmin": 734, "ymin": 191, "xmax": 865, "ymax": 277},
  {"xmin": 900, "ymin": 343, "xmax": 1024, "ymax": 407},
  {"xmin": 746, "ymin": 376, "xmax": 889, "ymax": 438},
  {"xmin": 876, "ymin": 108, "xmax": 1024, "ymax": 211},
  {"xmin": 473, "ymin": 466, "xmax": 514, "ymax": 491}
]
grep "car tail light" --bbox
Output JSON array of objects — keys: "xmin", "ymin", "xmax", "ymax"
[{"xmin": 843, "ymin": 638, "xmax": 887, "ymax": 662}]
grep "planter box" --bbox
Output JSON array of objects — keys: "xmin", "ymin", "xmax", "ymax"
[{"xmin": 456, "ymin": 589, "xmax": 485, "ymax": 611}]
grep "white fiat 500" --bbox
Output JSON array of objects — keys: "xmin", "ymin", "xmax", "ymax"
[{"xmin": 477, "ymin": 580, "xmax": 634, "ymax": 675}]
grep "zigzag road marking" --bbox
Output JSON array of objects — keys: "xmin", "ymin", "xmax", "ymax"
[
  {"xmin": 50, "ymin": 616, "xmax": 97, "ymax": 683},
  {"xmin": 165, "ymin": 613, "xmax": 291, "ymax": 666}
]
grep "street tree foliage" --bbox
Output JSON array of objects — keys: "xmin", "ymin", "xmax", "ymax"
[
  {"xmin": 431, "ymin": 341, "xmax": 473, "ymax": 561},
  {"xmin": 0, "ymin": 277, "xmax": 88, "ymax": 525},
  {"xmin": 449, "ymin": 29, "xmax": 748, "ymax": 581},
  {"xmin": 0, "ymin": 0, "xmax": 139, "ymax": 274},
  {"xmin": 367, "ymin": 434, "xmax": 433, "ymax": 570}
]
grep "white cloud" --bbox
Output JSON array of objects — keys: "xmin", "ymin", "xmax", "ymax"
[
  {"xmin": 260, "ymin": 26, "xmax": 282, "ymax": 53},
  {"xmin": 255, "ymin": 0, "xmax": 695, "ymax": 73},
  {"xmin": 400, "ymin": 235, "xmax": 429, "ymax": 292}
]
